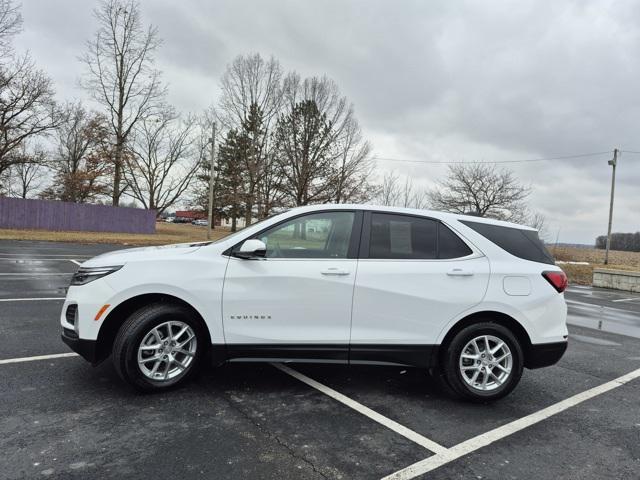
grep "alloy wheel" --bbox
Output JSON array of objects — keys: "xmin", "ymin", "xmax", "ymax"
[
  {"xmin": 459, "ymin": 334, "xmax": 512, "ymax": 391},
  {"xmin": 137, "ymin": 320, "xmax": 197, "ymax": 381}
]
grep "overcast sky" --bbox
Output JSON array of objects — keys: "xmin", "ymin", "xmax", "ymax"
[{"xmin": 15, "ymin": 0, "xmax": 640, "ymax": 243}]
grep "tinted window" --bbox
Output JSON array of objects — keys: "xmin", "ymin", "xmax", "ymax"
[
  {"xmin": 258, "ymin": 212, "xmax": 355, "ymax": 259},
  {"xmin": 369, "ymin": 213, "xmax": 437, "ymax": 259},
  {"xmin": 461, "ymin": 220, "xmax": 554, "ymax": 265},
  {"xmin": 439, "ymin": 223, "xmax": 473, "ymax": 259}
]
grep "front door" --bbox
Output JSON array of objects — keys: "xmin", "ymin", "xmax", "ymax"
[{"xmin": 222, "ymin": 210, "xmax": 361, "ymax": 362}]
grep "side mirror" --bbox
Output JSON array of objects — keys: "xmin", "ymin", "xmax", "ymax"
[{"xmin": 235, "ymin": 239, "xmax": 267, "ymax": 259}]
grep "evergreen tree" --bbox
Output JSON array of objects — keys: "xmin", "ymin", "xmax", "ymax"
[
  {"xmin": 241, "ymin": 103, "xmax": 266, "ymax": 223},
  {"xmin": 274, "ymin": 99, "xmax": 334, "ymax": 206},
  {"xmin": 217, "ymin": 129, "xmax": 249, "ymax": 231}
]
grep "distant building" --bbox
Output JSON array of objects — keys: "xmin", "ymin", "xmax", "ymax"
[{"xmin": 175, "ymin": 210, "xmax": 206, "ymax": 220}]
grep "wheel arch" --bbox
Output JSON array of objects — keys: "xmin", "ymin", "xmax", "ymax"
[
  {"xmin": 438, "ymin": 311, "xmax": 535, "ymax": 368},
  {"xmin": 95, "ymin": 293, "xmax": 212, "ymax": 364}
]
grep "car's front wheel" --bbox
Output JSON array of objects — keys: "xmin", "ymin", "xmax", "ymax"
[
  {"xmin": 442, "ymin": 322, "xmax": 523, "ymax": 402},
  {"xmin": 112, "ymin": 303, "xmax": 206, "ymax": 391}
]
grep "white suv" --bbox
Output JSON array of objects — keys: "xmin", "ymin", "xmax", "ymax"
[{"xmin": 61, "ymin": 204, "xmax": 568, "ymax": 401}]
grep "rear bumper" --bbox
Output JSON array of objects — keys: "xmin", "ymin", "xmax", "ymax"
[
  {"xmin": 61, "ymin": 329, "xmax": 98, "ymax": 364},
  {"xmin": 525, "ymin": 340, "xmax": 568, "ymax": 369}
]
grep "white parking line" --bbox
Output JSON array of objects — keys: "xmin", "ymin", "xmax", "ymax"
[
  {"xmin": 69, "ymin": 259, "xmax": 82, "ymax": 266},
  {"xmin": 272, "ymin": 363, "xmax": 448, "ymax": 455},
  {"xmin": 612, "ymin": 297, "xmax": 640, "ymax": 303},
  {"xmin": 382, "ymin": 366, "xmax": 640, "ymax": 480},
  {"xmin": 0, "ymin": 297, "xmax": 65, "ymax": 302},
  {"xmin": 0, "ymin": 254, "xmax": 91, "ymax": 257},
  {"xmin": 0, "ymin": 273, "xmax": 72, "ymax": 276},
  {"xmin": 0, "ymin": 352, "xmax": 78, "ymax": 365},
  {"xmin": 0, "ymin": 258, "xmax": 85, "ymax": 262}
]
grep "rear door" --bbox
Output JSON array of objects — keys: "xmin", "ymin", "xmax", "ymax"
[{"xmin": 349, "ymin": 212, "xmax": 490, "ymax": 366}]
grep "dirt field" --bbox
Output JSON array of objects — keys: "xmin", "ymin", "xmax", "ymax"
[
  {"xmin": 0, "ymin": 223, "xmax": 232, "ymax": 246},
  {"xmin": 551, "ymin": 246, "xmax": 640, "ymax": 285}
]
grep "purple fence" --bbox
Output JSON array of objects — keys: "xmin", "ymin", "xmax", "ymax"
[{"xmin": 0, "ymin": 197, "xmax": 156, "ymax": 234}]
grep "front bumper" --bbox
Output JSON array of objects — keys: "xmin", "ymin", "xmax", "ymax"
[
  {"xmin": 61, "ymin": 329, "xmax": 98, "ymax": 364},
  {"xmin": 525, "ymin": 340, "xmax": 568, "ymax": 369}
]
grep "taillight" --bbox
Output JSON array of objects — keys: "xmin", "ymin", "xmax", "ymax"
[{"xmin": 542, "ymin": 270, "xmax": 568, "ymax": 293}]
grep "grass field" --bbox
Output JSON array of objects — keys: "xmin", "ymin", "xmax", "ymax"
[
  {"xmin": 0, "ymin": 223, "xmax": 232, "ymax": 246},
  {"xmin": 551, "ymin": 245, "xmax": 640, "ymax": 285}
]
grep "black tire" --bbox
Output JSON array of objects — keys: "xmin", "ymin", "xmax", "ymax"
[
  {"xmin": 112, "ymin": 303, "xmax": 207, "ymax": 392},
  {"xmin": 442, "ymin": 322, "xmax": 524, "ymax": 402}
]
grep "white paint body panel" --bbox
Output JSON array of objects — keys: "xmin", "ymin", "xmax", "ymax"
[
  {"xmin": 351, "ymin": 256, "xmax": 490, "ymax": 344},
  {"xmin": 222, "ymin": 257, "xmax": 356, "ymax": 343}
]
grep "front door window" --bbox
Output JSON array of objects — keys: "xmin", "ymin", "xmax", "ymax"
[{"xmin": 257, "ymin": 211, "xmax": 355, "ymax": 259}]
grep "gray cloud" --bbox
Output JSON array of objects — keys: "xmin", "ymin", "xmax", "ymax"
[{"xmin": 15, "ymin": 0, "xmax": 640, "ymax": 243}]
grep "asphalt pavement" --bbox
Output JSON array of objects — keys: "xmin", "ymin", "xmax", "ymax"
[{"xmin": 0, "ymin": 239, "xmax": 638, "ymax": 480}]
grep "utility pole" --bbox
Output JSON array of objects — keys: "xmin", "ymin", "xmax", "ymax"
[
  {"xmin": 604, "ymin": 148, "xmax": 618, "ymax": 265},
  {"xmin": 206, "ymin": 122, "xmax": 216, "ymax": 240}
]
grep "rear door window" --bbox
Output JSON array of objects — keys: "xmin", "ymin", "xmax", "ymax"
[
  {"xmin": 460, "ymin": 220, "xmax": 554, "ymax": 265},
  {"xmin": 438, "ymin": 223, "xmax": 473, "ymax": 259},
  {"xmin": 367, "ymin": 213, "xmax": 472, "ymax": 259}
]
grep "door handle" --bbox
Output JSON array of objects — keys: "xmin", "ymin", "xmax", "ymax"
[
  {"xmin": 321, "ymin": 268, "xmax": 350, "ymax": 276},
  {"xmin": 447, "ymin": 268, "xmax": 474, "ymax": 277}
]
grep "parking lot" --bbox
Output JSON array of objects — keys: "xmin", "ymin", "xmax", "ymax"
[{"xmin": 1, "ymin": 240, "xmax": 639, "ymax": 479}]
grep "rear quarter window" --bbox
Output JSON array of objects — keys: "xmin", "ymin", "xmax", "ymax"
[{"xmin": 460, "ymin": 220, "xmax": 554, "ymax": 265}]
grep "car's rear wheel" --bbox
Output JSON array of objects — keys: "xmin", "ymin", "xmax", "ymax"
[
  {"xmin": 112, "ymin": 303, "xmax": 206, "ymax": 391},
  {"xmin": 442, "ymin": 322, "xmax": 523, "ymax": 402}
]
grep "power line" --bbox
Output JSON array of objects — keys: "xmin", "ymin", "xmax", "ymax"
[{"xmin": 372, "ymin": 151, "xmax": 613, "ymax": 165}]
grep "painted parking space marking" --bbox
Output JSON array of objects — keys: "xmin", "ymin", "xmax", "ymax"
[
  {"xmin": 612, "ymin": 297, "xmax": 640, "ymax": 303},
  {"xmin": 0, "ymin": 254, "xmax": 92, "ymax": 257},
  {"xmin": 0, "ymin": 273, "xmax": 73, "ymax": 276},
  {"xmin": 272, "ymin": 363, "xmax": 448, "ymax": 455},
  {"xmin": 69, "ymin": 259, "xmax": 82, "ymax": 266},
  {"xmin": 382, "ymin": 366, "xmax": 640, "ymax": 480},
  {"xmin": 0, "ymin": 297, "xmax": 65, "ymax": 302},
  {"xmin": 0, "ymin": 352, "xmax": 78, "ymax": 365}
]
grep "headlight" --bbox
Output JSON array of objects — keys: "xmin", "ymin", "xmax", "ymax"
[{"xmin": 71, "ymin": 265, "xmax": 123, "ymax": 286}]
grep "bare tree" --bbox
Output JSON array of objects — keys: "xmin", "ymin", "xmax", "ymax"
[
  {"xmin": 525, "ymin": 210, "xmax": 547, "ymax": 238},
  {"xmin": 0, "ymin": 0, "xmax": 21, "ymax": 58},
  {"xmin": 428, "ymin": 164, "xmax": 531, "ymax": 222},
  {"xmin": 0, "ymin": 56, "xmax": 59, "ymax": 176},
  {"xmin": 400, "ymin": 177, "xmax": 415, "ymax": 208},
  {"xmin": 332, "ymin": 116, "xmax": 375, "ymax": 203},
  {"xmin": 124, "ymin": 107, "xmax": 199, "ymax": 215},
  {"xmin": 375, "ymin": 171, "xmax": 428, "ymax": 209},
  {"xmin": 275, "ymin": 74, "xmax": 372, "ymax": 207},
  {"xmin": 218, "ymin": 54, "xmax": 283, "ymax": 223},
  {"xmin": 41, "ymin": 103, "xmax": 110, "ymax": 203},
  {"xmin": 80, "ymin": 0, "xmax": 165, "ymax": 206},
  {"xmin": 377, "ymin": 171, "xmax": 400, "ymax": 206},
  {"xmin": 219, "ymin": 53, "xmax": 283, "ymax": 128},
  {"xmin": 403, "ymin": 178, "xmax": 428, "ymax": 209},
  {"xmin": 1, "ymin": 145, "xmax": 47, "ymax": 198}
]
